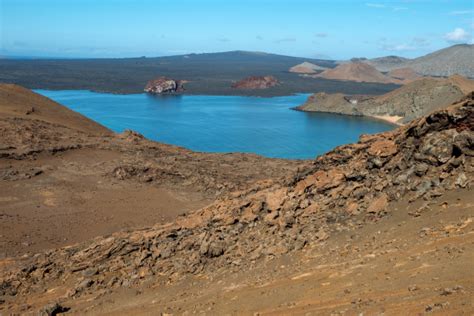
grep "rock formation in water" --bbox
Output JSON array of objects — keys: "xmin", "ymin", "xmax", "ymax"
[
  {"xmin": 144, "ymin": 77, "xmax": 186, "ymax": 94},
  {"xmin": 231, "ymin": 76, "xmax": 279, "ymax": 89}
]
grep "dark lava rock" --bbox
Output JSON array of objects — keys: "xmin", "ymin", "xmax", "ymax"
[{"xmin": 39, "ymin": 302, "xmax": 69, "ymax": 316}]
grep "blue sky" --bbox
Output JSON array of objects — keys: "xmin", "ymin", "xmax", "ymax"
[{"xmin": 1, "ymin": 0, "xmax": 473, "ymax": 59}]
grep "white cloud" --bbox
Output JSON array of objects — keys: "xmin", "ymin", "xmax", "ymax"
[{"xmin": 444, "ymin": 28, "xmax": 471, "ymax": 43}]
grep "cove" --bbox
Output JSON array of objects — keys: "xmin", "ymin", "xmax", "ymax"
[{"xmin": 35, "ymin": 90, "xmax": 395, "ymax": 159}]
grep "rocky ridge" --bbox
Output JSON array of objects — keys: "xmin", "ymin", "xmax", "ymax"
[
  {"xmin": 297, "ymin": 75, "xmax": 474, "ymax": 124},
  {"xmin": 365, "ymin": 44, "xmax": 474, "ymax": 78},
  {"xmin": 1, "ymin": 93, "xmax": 472, "ymax": 313}
]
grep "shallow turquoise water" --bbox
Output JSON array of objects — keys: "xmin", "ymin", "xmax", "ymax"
[{"xmin": 35, "ymin": 90, "xmax": 394, "ymax": 159}]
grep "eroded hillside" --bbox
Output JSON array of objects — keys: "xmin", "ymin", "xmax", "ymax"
[{"xmin": 1, "ymin": 89, "xmax": 473, "ymax": 315}]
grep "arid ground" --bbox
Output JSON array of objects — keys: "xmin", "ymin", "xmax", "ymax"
[{"xmin": 0, "ymin": 84, "xmax": 473, "ymax": 315}]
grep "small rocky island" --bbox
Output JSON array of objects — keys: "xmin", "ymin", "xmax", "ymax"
[
  {"xmin": 144, "ymin": 77, "xmax": 185, "ymax": 94},
  {"xmin": 231, "ymin": 75, "xmax": 279, "ymax": 89}
]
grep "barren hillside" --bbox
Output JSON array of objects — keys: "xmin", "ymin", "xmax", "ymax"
[
  {"xmin": 297, "ymin": 75, "xmax": 474, "ymax": 124},
  {"xmin": 316, "ymin": 62, "xmax": 397, "ymax": 84},
  {"xmin": 1, "ymin": 86, "xmax": 473, "ymax": 315},
  {"xmin": 365, "ymin": 44, "xmax": 474, "ymax": 78},
  {"xmin": 0, "ymin": 84, "xmax": 304, "ymax": 258}
]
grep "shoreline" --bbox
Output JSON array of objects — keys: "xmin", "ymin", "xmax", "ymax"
[
  {"xmin": 369, "ymin": 114, "xmax": 404, "ymax": 126},
  {"xmin": 292, "ymin": 106, "xmax": 404, "ymax": 127}
]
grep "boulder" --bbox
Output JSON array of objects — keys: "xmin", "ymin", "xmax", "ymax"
[
  {"xmin": 366, "ymin": 194, "xmax": 389, "ymax": 214},
  {"xmin": 367, "ymin": 140, "xmax": 398, "ymax": 157}
]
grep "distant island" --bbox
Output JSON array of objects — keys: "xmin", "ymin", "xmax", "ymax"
[{"xmin": 0, "ymin": 45, "xmax": 471, "ymax": 97}]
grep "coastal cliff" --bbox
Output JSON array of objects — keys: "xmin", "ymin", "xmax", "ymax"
[{"xmin": 296, "ymin": 75, "xmax": 474, "ymax": 124}]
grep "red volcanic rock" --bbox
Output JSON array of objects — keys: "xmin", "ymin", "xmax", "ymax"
[
  {"xmin": 388, "ymin": 67, "xmax": 421, "ymax": 82},
  {"xmin": 144, "ymin": 77, "xmax": 185, "ymax": 94},
  {"xmin": 231, "ymin": 76, "xmax": 279, "ymax": 89}
]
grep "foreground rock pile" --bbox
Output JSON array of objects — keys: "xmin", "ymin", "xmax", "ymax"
[{"xmin": 1, "ymin": 94, "xmax": 472, "ymax": 309}]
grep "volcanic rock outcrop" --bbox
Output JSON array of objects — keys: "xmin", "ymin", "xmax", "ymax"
[
  {"xmin": 231, "ymin": 76, "xmax": 279, "ymax": 89},
  {"xmin": 1, "ymin": 90, "xmax": 473, "ymax": 314},
  {"xmin": 144, "ymin": 77, "xmax": 185, "ymax": 94},
  {"xmin": 297, "ymin": 75, "xmax": 474, "ymax": 124}
]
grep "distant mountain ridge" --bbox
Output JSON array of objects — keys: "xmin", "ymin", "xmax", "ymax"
[
  {"xmin": 364, "ymin": 44, "xmax": 474, "ymax": 78},
  {"xmin": 0, "ymin": 50, "xmax": 401, "ymax": 96},
  {"xmin": 314, "ymin": 62, "xmax": 397, "ymax": 84}
]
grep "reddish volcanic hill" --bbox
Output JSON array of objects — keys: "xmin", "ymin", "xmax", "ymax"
[
  {"xmin": 232, "ymin": 76, "xmax": 279, "ymax": 89},
  {"xmin": 387, "ymin": 67, "xmax": 421, "ymax": 82},
  {"xmin": 289, "ymin": 62, "xmax": 327, "ymax": 74},
  {"xmin": 317, "ymin": 62, "xmax": 398, "ymax": 84}
]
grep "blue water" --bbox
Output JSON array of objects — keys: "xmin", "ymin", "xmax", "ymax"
[{"xmin": 35, "ymin": 90, "xmax": 395, "ymax": 159}]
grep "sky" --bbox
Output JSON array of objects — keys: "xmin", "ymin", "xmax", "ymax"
[{"xmin": 0, "ymin": 0, "xmax": 473, "ymax": 59}]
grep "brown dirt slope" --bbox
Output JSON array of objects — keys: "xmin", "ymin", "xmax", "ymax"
[
  {"xmin": 387, "ymin": 67, "xmax": 421, "ymax": 82},
  {"xmin": 0, "ymin": 86, "xmax": 304, "ymax": 258},
  {"xmin": 1, "ymin": 93, "xmax": 473, "ymax": 315},
  {"xmin": 0, "ymin": 84, "xmax": 111, "ymax": 135}
]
